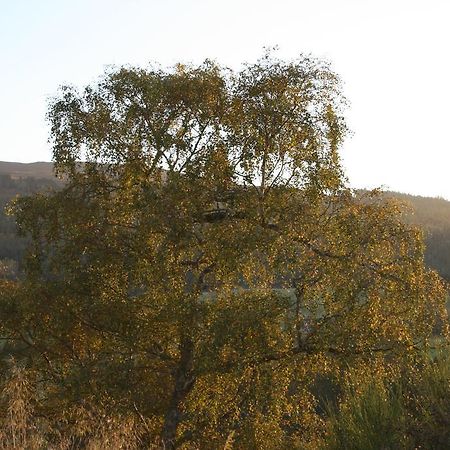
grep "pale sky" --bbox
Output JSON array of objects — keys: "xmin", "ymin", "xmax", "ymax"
[{"xmin": 1, "ymin": 0, "xmax": 449, "ymax": 198}]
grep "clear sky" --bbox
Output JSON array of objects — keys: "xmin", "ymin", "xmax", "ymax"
[{"xmin": 1, "ymin": 0, "xmax": 449, "ymax": 198}]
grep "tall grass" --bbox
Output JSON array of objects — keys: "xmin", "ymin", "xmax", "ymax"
[
  {"xmin": 0, "ymin": 361, "xmax": 155, "ymax": 449},
  {"xmin": 324, "ymin": 382, "xmax": 407, "ymax": 450},
  {"xmin": 322, "ymin": 353, "xmax": 450, "ymax": 450},
  {"xmin": 1, "ymin": 356, "xmax": 448, "ymax": 449}
]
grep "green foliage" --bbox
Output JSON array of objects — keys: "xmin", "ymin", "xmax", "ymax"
[
  {"xmin": 405, "ymin": 352, "xmax": 450, "ymax": 449},
  {"xmin": 324, "ymin": 381, "xmax": 407, "ymax": 450},
  {"xmin": 323, "ymin": 354, "xmax": 450, "ymax": 450}
]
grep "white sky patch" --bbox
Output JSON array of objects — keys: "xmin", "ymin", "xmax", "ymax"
[{"xmin": 0, "ymin": 0, "xmax": 449, "ymax": 198}]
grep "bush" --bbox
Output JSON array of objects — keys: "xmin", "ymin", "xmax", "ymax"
[{"xmin": 323, "ymin": 353, "xmax": 450, "ymax": 450}]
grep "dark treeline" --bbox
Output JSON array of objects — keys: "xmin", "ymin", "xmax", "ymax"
[
  {"xmin": 383, "ymin": 191, "xmax": 450, "ymax": 281},
  {"xmin": 0, "ymin": 171, "xmax": 60, "ymax": 277}
]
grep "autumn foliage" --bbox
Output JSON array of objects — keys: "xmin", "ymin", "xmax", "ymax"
[{"xmin": 0, "ymin": 53, "xmax": 448, "ymax": 448}]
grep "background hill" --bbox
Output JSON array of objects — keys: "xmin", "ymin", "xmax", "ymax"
[
  {"xmin": 382, "ymin": 191, "xmax": 450, "ymax": 280},
  {"xmin": 0, "ymin": 161, "xmax": 55, "ymax": 180},
  {"xmin": 1, "ymin": 161, "xmax": 450, "ymax": 281},
  {"xmin": 0, "ymin": 162, "xmax": 59, "ymax": 277}
]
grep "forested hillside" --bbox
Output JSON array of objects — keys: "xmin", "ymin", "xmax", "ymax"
[
  {"xmin": 0, "ymin": 162, "xmax": 59, "ymax": 277},
  {"xmin": 383, "ymin": 191, "xmax": 450, "ymax": 280},
  {"xmin": 1, "ymin": 162, "xmax": 450, "ymax": 281}
]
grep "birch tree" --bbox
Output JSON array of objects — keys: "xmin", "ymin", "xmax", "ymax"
[{"xmin": 3, "ymin": 53, "xmax": 447, "ymax": 448}]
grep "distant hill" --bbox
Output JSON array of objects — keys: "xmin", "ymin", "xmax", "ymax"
[
  {"xmin": 0, "ymin": 163, "xmax": 59, "ymax": 277},
  {"xmin": 0, "ymin": 161, "xmax": 55, "ymax": 180},
  {"xmin": 0, "ymin": 162, "xmax": 450, "ymax": 281},
  {"xmin": 381, "ymin": 191, "xmax": 450, "ymax": 280}
]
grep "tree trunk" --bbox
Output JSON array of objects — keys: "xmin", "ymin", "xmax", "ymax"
[{"xmin": 161, "ymin": 336, "xmax": 195, "ymax": 449}]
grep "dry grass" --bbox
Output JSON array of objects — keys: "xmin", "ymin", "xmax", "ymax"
[{"xmin": 0, "ymin": 361, "xmax": 159, "ymax": 450}]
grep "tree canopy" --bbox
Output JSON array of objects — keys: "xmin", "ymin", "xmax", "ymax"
[{"xmin": 1, "ymin": 53, "xmax": 448, "ymax": 448}]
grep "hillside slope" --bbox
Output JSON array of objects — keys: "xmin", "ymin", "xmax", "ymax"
[
  {"xmin": 0, "ymin": 161, "xmax": 55, "ymax": 180},
  {"xmin": 0, "ymin": 163, "xmax": 59, "ymax": 276},
  {"xmin": 1, "ymin": 162, "xmax": 450, "ymax": 280},
  {"xmin": 383, "ymin": 191, "xmax": 450, "ymax": 280}
]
